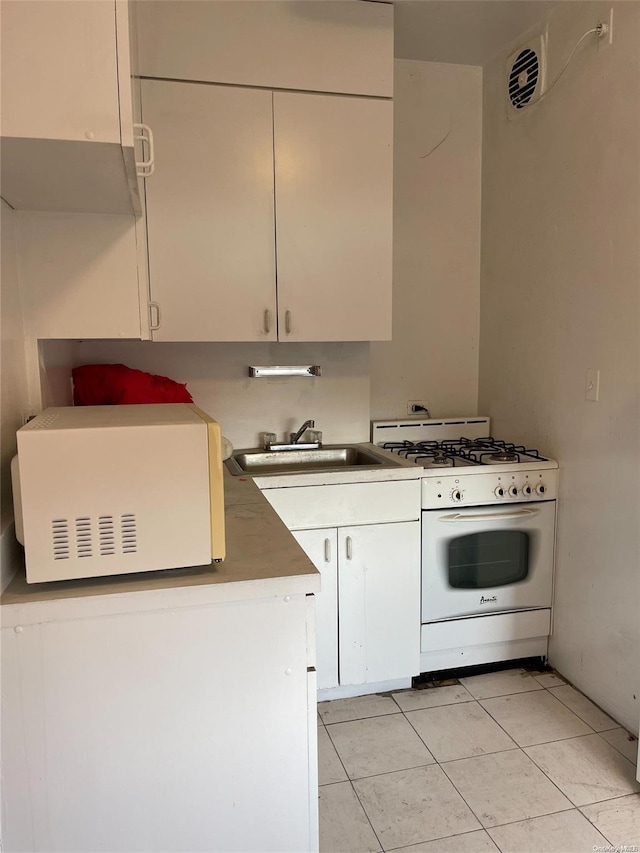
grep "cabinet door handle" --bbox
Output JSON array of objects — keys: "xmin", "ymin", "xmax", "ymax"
[
  {"xmin": 285, "ymin": 310, "xmax": 292, "ymax": 335},
  {"xmin": 133, "ymin": 123, "xmax": 155, "ymax": 177},
  {"xmin": 263, "ymin": 309, "xmax": 271, "ymax": 334},
  {"xmin": 346, "ymin": 536, "xmax": 353, "ymax": 560},
  {"xmin": 324, "ymin": 538, "xmax": 331, "ymax": 563},
  {"xmin": 149, "ymin": 301, "xmax": 162, "ymax": 331}
]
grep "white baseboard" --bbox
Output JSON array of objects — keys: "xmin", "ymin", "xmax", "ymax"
[{"xmin": 318, "ymin": 677, "xmax": 411, "ymax": 702}]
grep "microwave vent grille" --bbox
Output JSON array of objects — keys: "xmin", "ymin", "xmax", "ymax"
[
  {"xmin": 50, "ymin": 514, "xmax": 138, "ymax": 561},
  {"xmin": 51, "ymin": 519, "xmax": 70, "ymax": 560},
  {"xmin": 75, "ymin": 517, "xmax": 92, "ymax": 558},
  {"xmin": 99, "ymin": 515, "xmax": 115, "ymax": 556},
  {"xmin": 121, "ymin": 514, "xmax": 137, "ymax": 554},
  {"xmin": 30, "ymin": 412, "xmax": 60, "ymax": 429}
]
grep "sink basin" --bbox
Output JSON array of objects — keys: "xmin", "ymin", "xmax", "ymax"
[{"xmin": 225, "ymin": 444, "xmax": 400, "ymax": 476}]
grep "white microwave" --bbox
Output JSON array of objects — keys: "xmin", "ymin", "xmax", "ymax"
[{"xmin": 12, "ymin": 404, "xmax": 226, "ymax": 584}]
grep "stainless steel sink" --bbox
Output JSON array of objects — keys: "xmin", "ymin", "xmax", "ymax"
[{"xmin": 225, "ymin": 444, "xmax": 400, "ymax": 476}]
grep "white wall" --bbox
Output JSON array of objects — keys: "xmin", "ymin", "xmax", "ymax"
[
  {"xmin": 62, "ymin": 340, "xmax": 370, "ymax": 448},
  {"xmin": 479, "ymin": 1, "xmax": 640, "ymax": 732},
  {"xmin": 370, "ymin": 59, "xmax": 482, "ymax": 420},
  {"xmin": 0, "ymin": 202, "xmax": 33, "ymax": 589}
]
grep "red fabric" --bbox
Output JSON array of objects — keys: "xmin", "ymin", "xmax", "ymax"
[{"xmin": 72, "ymin": 364, "xmax": 193, "ymax": 406}]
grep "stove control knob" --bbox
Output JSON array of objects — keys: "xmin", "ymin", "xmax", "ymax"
[
  {"xmin": 451, "ymin": 489, "xmax": 463, "ymax": 503},
  {"xmin": 521, "ymin": 483, "xmax": 533, "ymax": 497},
  {"xmin": 494, "ymin": 486, "xmax": 505, "ymax": 498},
  {"xmin": 508, "ymin": 485, "xmax": 518, "ymax": 497},
  {"xmin": 536, "ymin": 483, "xmax": 547, "ymax": 496}
]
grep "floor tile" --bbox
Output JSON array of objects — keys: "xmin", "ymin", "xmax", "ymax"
[
  {"xmin": 442, "ymin": 749, "xmax": 572, "ymax": 828},
  {"xmin": 460, "ymin": 668, "xmax": 544, "ymax": 700},
  {"xmin": 327, "ymin": 714, "xmax": 435, "ymax": 779},
  {"xmin": 319, "ymin": 781, "xmax": 381, "ymax": 853},
  {"xmin": 318, "ymin": 694, "xmax": 400, "ymax": 725},
  {"xmin": 532, "ymin": 672, "xmax": 566, "ymax": 688},
  {"xmin": 525, "ymin": 734, "xmax": 640, "ymax": 806},
  {"xmin": 392, "ymin": 684, "xmax": 473, "ymax": 712},
  {"xmin": 599, "ymin": 727, "xmax": 640, "ymax": 763},
  {"xmin": 581, "ymin": 794, "xmax": 640, "ymax": 846},
  {"xmin": 353, "ymin": 764, "xmax": 481, "ymax": 849},
  {"xmin": 487, "ymin": 809, "xmax": 608, "ymax": 852},
  {"xmin": 318, "ymin": 725, "xmax": 348, "ymax": 785},
  {"xmin": 481, "ymin": 690, "xmax": 592, "ymax": 746},
  {"xmin": 390, "ymin": 829, "xmax": 499, "ymax": 852},
  {"xmin": 405, "ymin": 701, "xmax": 517, "ymax": 762},
  {"xmin": 548, "ymin": 684, "xmax": 618, "ymax": 732}
]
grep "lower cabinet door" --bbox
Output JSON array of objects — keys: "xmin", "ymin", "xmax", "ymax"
[
  {"xmin": 292, "ymin": 528, "xmax": 339, "ymax": 690},
  {"xmin": 338, "ymin": 521, "xmax": 421, "ymax": 686}
]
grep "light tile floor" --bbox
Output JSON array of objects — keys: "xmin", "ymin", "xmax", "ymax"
[{"xmin": 318, "ymin": 668, "xmax": 640, "ymax": 852}]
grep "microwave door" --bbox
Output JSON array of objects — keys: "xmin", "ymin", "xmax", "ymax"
[{"xmin": 422, "ymin": 502, "xmax": 555, "ymax": 622}]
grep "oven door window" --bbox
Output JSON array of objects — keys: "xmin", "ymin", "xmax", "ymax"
[{"xmin": 448, "ymin": 531, "xmax": 529, "ymax": 589}]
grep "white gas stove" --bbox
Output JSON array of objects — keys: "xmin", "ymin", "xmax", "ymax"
[{"xmin": 371, "ymin": 417, "xmax": 559, "ymax": 675}]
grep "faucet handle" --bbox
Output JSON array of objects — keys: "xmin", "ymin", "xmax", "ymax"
[
  {"xmin": 262, "ymin": 432, "xmax": 277, "ymax": 450},
  {"xmin": 308, "ymin": 429, "xmax": 322, "ymax": 446}
]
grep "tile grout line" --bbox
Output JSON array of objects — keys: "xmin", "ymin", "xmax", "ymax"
[
  {"xmin": 576, "ymin": 792, "xmax": 640, "ymax": 849},
  {"xmin": 317, "ymin": 680, "xmax": 635, "ymax": 850},
  {"xmin": 543, "ymin": 684, "xmax": 620, "ymax": 732},
  {"xmin": 397, "ymin": 703, "xmax": 494, "ymax": 837},
  {"xmin": 320, "ymin": 720, "xmax": 386, "ymax": 853},
  {"xmin": 401, "ymin": 700, "xmax": 519, "ymax": 763},
  {"xmin": 477, "ymin": 690, "xmax": 598, "ymax": 748},
  {"xmin": 398, "ymin": 695, "xmax": 589, "ymax": 835},
  {"xmin": 347, "ymin": 778, "xmax": 386, "ymax": 853},
  {"xmin": 382, "ymin": 826, "xmax": 499, "ymax": 853}
]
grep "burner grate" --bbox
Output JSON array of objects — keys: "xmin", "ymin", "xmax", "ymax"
[{"xmin": 381, "ymin": 435, "xmax": 544, "ymax": 468}]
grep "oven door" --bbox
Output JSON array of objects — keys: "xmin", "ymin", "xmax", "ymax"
[{"xmin": 422, "ymin": 501, "xmax": 555, "ymax": 621}]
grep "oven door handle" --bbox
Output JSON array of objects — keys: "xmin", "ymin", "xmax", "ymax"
[{"xmin": 438, "ymin": 508, "xmax": 541, "ymax": 522}]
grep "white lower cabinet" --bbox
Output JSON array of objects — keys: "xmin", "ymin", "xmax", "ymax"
[
  {"xmin": 1, "ymin": 592, "xmax": 318, "ymax": 852},
  {"xmin": 293, "ymin": 528, "xmax": 339, "ymax": 689},
  {"xmin": 293, "ymin": 520, "xmax": 421, "ymax": 690}
]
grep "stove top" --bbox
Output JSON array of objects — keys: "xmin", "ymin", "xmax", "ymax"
[
  {"xmin": 373, "ymin": 417, "xmax": 558, "ymax": 508},
  {"xmin": 381, "ymin": 436, "xmax": 549, "ymax": 469}
]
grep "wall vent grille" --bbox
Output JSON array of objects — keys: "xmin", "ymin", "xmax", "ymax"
[{"xmin": 505, "ymin": 34, "xmax": 546, "ymax": 117}]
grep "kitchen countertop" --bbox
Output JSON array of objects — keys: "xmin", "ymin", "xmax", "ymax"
[{"xmin": 0, "ymin": 473, "xmax": 319, "ymax": 627}]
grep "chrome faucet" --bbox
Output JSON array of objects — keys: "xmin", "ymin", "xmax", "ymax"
[
  {"xmin": 290, "ymin": 419, "xmax": 315, "ymax": 445},
  {"xmin": 263, "ymin": 420, "xmax": 321, "ymax": 451}
]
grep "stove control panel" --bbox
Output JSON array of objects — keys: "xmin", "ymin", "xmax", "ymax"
[{"xmin": 422, "ymin": 468, "xmax": 558, "ymax": 509}]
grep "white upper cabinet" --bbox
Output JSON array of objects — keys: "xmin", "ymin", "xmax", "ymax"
[
  {"xmin": 141, "ymin": 80, "xmax": 277, "ymax": 342},
  {"xmin": 142, "ymin": 82, "xmax": 392, "ymax": 342},
  {"xmin": 274, "ymin": 92, "xmax": 393, "ymax": 342},
  {"xmin": 135, "ymin": 0, "xmax": 393, "ymax": 97},
  {"xmin": 0, "ymin": 0, "xmax": 141, "ymax": 214},
  {"xmin": 136, "ymin": 0, "xmax": 393, "ymax": 343}
]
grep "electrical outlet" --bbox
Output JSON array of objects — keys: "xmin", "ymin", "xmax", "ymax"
[
  {"xmin": 598, "ymin": 8, "xmax": 613, "ymax": 46},
  {"xmin": 407, "ymin": 400, "xmax": 431, "ymax": 417},
  {"xmin": 585, "ymin": 369, "xmax": 600, "ymax": 402}
]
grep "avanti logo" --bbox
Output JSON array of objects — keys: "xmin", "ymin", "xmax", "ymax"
[{"xmin": 480, "ymin": 595, "xmax": 498, "ymax": 604}]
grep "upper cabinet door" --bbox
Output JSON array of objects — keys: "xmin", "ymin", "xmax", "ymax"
[
  {"xmin": 274, "ymin": 92, "xmax": 393, "ymax": 342},
  {"xmin": 0, "ymin": 0, "xmax": 140, "ymax": 214},
  {"xmin": 141, "ymin": 81, "xmax": 277, "ymax": 341},
  {"xmin": 135, "ymin": 0, "xmax": 393, "ymax": 97},
  {"xmin": 1, "ymin": 0, "xmax": 120, "ymax": 144}
]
